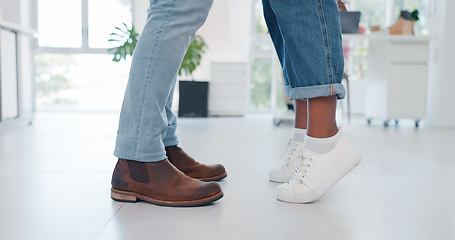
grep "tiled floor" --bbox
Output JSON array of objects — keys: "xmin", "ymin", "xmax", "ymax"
[{"xmin": 1, "ymin": 112, "xmax": 455, "ymax": 240}]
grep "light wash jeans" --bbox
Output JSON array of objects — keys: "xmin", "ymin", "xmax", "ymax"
[
  {"xmin": 262, "ymin": 0, "xmax": 346, "ymax": 100},
  {"xmin": 114, "ymin": 0, "xmax": 214, "ymax": 162}
]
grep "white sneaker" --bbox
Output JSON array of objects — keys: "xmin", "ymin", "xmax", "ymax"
[
  {"xmin": 276, "ymin": 134, "xmax": 361, "ymax": 203},
  {"xmin": 269, "ymin": 138, "xmax": 305, "ymax": 183}
]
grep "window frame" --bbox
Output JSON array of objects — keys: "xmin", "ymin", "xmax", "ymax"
[{"xmin": 32, "ymin": 0, "xmax": 132, "ymax": 54}]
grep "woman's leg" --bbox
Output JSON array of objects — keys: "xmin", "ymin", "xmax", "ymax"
[
  {"xmin": 266, "ymin": 0, "xmax": 361, "ymax": 203},
  {"xmin": 264, "ymin": 0, "xmax": 309, "ymax": 183},
  {"xmin": 268, "ymin": 0, "xmax": 346, "ymax": 101},
  {"xmin": 306, "ymin": 96, "xmax": 338, "ymax": 138}
]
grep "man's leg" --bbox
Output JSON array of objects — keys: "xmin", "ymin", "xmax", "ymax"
[
  {"xmin": 161, "ymin": 78, "xmax": 227, "ymax": 182},
  {"xmin": 111, "ymin": 0, "xmax": 223, "ymax": 207},
  {"xmin": 114, "ymin": 0, "xmax": 214, "ymax": 162},
  {"xmin": 162, "ymin": 76, "xmax": 179, "ymax": 148}
]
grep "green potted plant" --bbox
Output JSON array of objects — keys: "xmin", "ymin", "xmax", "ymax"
[
  {"xmin": 178, "ymin": 35, "xmax": 207, "ymax": 78},
  {"xmin": 108, "ymin": 23, "xmax": 207, "ymax": 75},
  {"xmin": 109, "ymin": 23, "xmax": 209, "ymax": 117}
]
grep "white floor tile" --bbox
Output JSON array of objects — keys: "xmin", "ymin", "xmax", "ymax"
[{"xmin": 1, "ymin": 112, "xmax": 455, "ymax": 240}]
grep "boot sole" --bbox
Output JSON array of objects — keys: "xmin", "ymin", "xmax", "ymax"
[
  {"xmin": 111, "ymin": 188, "xmax": 224, "ymax": 207},
  {"xmin": 196, "ymin": 172, "xmax": 228, "ymax": 182}
]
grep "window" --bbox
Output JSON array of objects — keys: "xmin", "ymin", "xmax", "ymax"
[
  {"xmin": 88, "ymin": 0, "xmax": 132, "ymax": 48},
  {"xmin": 37, "ymin": 0, "xmax": 82, "ymax": 48},
  {"xmin": 249, "ymin": 0, "xmax": 286, "ymax": 113},
  {"xmin": 254, "ymin": 0, "xmax": 268, "ymax": 35},
  {"xmin": 251, "ymin": 59, "xmax": 272, "ymax": 111},
  {"xmin": 35, "ymin": 54, "xmax": 131, "ymax": 111},
  {"xmin": 34, "ymin": 0, "xmax": 133, "ymax": 111},
  {"xmin": 349, "ymin": 0, "xmax": 388, "ymax": 28}
]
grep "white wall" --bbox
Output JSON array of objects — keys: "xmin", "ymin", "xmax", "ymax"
[
  {"xmin": 132, "ymin": 0, "xmax": 252, "ymax": 81},
  {"xmin": 427, "ymin": 0, "xmax": 455, "ymax": 128},
  {"xmin": 131, "ymin": 0, "xmax": 148, "ymax": 34},
  {"xmin": 0, "ymin": 1, "xmax": 21, "ymax": 24},
  {"xmin": 194, "ymin": 0, "xmax": 251, "ymax": 81}
]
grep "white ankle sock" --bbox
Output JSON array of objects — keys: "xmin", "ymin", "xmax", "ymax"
[
  {"xmin": 292, "ymin": 128, "xmax": 307, "ymax": 142},
  {"xmin": 304, "ymin": 130, "xmax": 340, "ymax": 154}
]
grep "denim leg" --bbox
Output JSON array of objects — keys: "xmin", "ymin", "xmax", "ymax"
[
  {"xmin": 262, "ymin": 0, "xmax": 292, "ymax": 96},
  {"xmin": 114, "ymin": 0, "xmax": 213, "ymax": 162},
  {"xmin": 162, "ymin": 76, "xmax": 179, "ymax": 147},
  {"xmin": 267, "ymin": 0, "xmax": 345, "ymax": 100}
]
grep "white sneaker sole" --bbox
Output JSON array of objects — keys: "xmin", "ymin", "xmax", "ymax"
[
  {"xmin": 269, "ymin": 171, "xmax": 295, "ymax": 183},
  {"xmin": 277, "ymin": 153, "xmax": 361, "ymax": 203}
]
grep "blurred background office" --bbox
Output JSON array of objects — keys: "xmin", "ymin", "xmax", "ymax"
[
  {"xmin": 0, "ymin": 0, "xmax": 453, "ymax": 127},
  {"xmin": 1, "ymin": 0, "xmax": 455, "ymax": 239}
]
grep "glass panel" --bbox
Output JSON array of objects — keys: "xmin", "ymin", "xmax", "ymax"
[
  {"xmin": 88, "ymin": 0, "xmax": 132, "ymax": 48},
  {"xmin": 350, "ymin": 0, "xmax": 387, "ymax": 29},
  {"xmin": 35, "ymin": 54, "xmax": 131, "ymax": 111},
  {"xmin": 37, "ymin": 0, "xmax": 82, "ymax": 47},
  {"xmin": 250, "ymin": 58, "xmax": 272, "ymax": 112},
  {"xmin": 274, "ymin": 66, "xmax": 289, "ymax": 112},
  {"xmin": 255, "ymin": 0, "xmax": 268, "ymax": 34}
]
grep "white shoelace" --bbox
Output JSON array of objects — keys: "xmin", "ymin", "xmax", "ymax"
[
  {"xmin": 284, "ymin": 138, "xmax": 293, "ymax": 152},
  {"xmin": 284, "ymin": 139, "xmax": 300, "ymax": 166},
  {"xmin": 291, "ymin": 155, "xmax": 314, "ymax": 184}
]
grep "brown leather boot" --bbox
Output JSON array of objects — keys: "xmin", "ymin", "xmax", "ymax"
[
  {"xmin": 165, "ymin": 145, "xmax": 227, "ymax": 182},
  {"xmin": 111, "ymin": 159, "xmax": 223, "ymax": 207}
]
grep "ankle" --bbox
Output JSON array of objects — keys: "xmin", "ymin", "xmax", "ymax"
[
  {"xmin": 307, "ymin": 124, "xmax": 338, "ymax": 138},
  {"xmin": 304, "ymin": 130, "xmax": 340, "ymax": 154}
]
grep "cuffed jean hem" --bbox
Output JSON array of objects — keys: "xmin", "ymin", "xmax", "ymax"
[
  {"xmin": 285, "ymin": 83, "xmax": 346, "ymax": 100},
  {"xmin": 114, "ymin": 136, "xmax": 167, "ymax": 162},
  {"xmin": 113, "ymin": 149, "xmax": 167, "ymax": 162}
]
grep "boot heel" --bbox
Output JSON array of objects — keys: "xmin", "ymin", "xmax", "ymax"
[{"xmin": 111, "ymin": 188, "xmax": 138, "ymax": 203}]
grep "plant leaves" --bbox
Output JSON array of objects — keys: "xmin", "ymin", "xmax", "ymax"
[{"xmin": 108, "ymin": 22, "xmax": 139, "ymax": 62}]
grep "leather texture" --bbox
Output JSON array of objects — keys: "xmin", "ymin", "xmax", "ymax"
[
  {"xmin": 111, "ymin": 159, "xmax": 223, "ymax": 206},
  {"xmin": 165, "ymin": 145, "xmax": 227, "ymax": 181}
]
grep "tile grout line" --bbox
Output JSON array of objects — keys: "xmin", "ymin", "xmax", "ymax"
[{"xmin": 92, "ymin": 202, "xmax": 125, "ymax": 240}]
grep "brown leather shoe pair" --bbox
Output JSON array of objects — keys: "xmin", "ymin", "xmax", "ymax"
[{"xmin": 111, "ymin": 146, "xmax": 227, "ymax": 207}]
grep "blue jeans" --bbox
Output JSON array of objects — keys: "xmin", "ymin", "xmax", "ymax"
[
  {"xmin": 262, "ymin": 0, "xmax": 346, "ymax": 100},
  {"xmin": 114, "ymin": 0, "xmax": 213, "ymax": 162}
]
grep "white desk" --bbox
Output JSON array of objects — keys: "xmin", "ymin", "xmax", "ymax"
[
  {"xmin": 343, "ymin": 33, "xmax": 432, "ymax": 42},
  {"xmin": 343, "ymin": 34, "xmax": 432, "ymax": 127}
]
